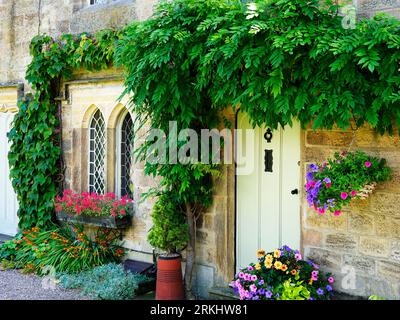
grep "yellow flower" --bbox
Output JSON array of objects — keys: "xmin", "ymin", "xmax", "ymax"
[
  {"xmin": 274, "ymin": 261, "xmax": 282, "ymax": 270},
  {"xmin": 265, "ymin": 254, "xmax": 273, "ymax": 262},
  {"xmin": 309, "ymin": 279, "xmax": 314, "ymax": 285},
  {"xmin": 274, "ymin": 249, "xmax": 281, "ymax": 258},
  {"xmin": 265, "ymin": 261, "xmax": 273, "ymax": 269},
  {"xmin": 257, "ymin": 249, "xmax": 266, "ymax": 258},
  {"xmin": 255, "ymin": 263, "xmax": 261, "ymax": 270},
  {"xmin": 281, "ymin": 264, "xmax": 288, "ymax": 272}
]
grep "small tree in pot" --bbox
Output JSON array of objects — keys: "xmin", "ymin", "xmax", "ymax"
[{"xmin": 148, "ymin": 192, "xmax": 189, "ymax": 300}]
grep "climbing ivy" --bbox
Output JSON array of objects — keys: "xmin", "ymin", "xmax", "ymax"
[{"xmin": 8, "ymin": 30, "xmax": 121, "ymax": 230}]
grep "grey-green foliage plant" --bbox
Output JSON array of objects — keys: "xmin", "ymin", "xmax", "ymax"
[
  {"xmin": 148, "ymin": 193, "xmax": 189, "ymax": 255},
  {"xmin": 58, "ymin": 263, "xmax": 150, "ymax": 300},
  {"xmin": 115, "ymin": 0, "xmax": 400, "ymax": 296}
]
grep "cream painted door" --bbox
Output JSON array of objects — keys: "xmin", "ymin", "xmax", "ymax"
[
  {"xmin": 236, "ymin": 112, "xmax": 301, "ymax": 270},
  {"xmin": 0, "ymin": 112, "xmax": 19, "ymax": 236}
]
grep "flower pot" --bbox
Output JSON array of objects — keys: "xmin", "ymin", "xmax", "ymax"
[
  {"xmin": 56, "ymin": 211, "xmax": 132, "ymax": 229},
  {"xmin": 156, "ymin": 255, "xmax": 185, "ymax": 300}
]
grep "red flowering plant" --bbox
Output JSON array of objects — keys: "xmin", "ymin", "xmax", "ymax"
[
  {"xmin": 55, "ymin": 190, "xmax": 133, "ymax": 219},
  {"xmin": 306, "ymin": 151, "xmax": 391, "ymax": 216}
]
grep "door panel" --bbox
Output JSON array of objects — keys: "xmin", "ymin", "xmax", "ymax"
[
  {"xmin": 236, "ymin": 112, "xmax": 300, "ymax": 270},
  {"xmin": 0, "ymin": 112, "xmax": 19, "ymax": 236}
]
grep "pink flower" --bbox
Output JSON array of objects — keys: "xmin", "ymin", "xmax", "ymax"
[
  {"xmin": 326, "ymin": 183, "xmax": 332, "ymax": 188},
  {"xmin": 365, "ymin": 161, "xmax": 372, "ymax": 168},
  {"xmin": 341, "ymin": 192, "xmax": 348, "ymax": 200},
  {"xmin": 250, "ymin": 284, "xmax": 257, "ymax": 293},
  {"xmin": 351, "ymin": 190, "xmax": 357, "ymax": 197},
  {"xmin": 295, "ymin": 253, "xmax": 302, "ymax": 261},
  {"xmin": 120, "ymin": 209, "xmax": 126, "ymax": 216},
  {"xmin": 328, "ymin": 277, "xmax": 335, "ymax": 284},
  {"xmin": 318, "ymin": 208, "xmax": 326, "ymax": 215},
  {"xmin": 56, "ymin": 205, "xmax": 63, "ymax": 212},
  {"xmin": 238, "ymin": 272, "xmax": 244, "ymax": 279},
  {"xmin": 334, "ymin": 210, "xmax": 342, "ymax": 217},
  {"xmin": 251, "ymin": 275, "xmax": 257, "ymax": 281}
]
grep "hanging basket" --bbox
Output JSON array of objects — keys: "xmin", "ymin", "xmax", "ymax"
[{"xmin": 305, "ymin": 151, "xmax": 391, "ymax": 216}]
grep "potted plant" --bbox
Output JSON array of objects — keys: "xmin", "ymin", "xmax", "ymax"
[
  {"xmin": 230, "ymin": 245, "xmax": 335, "ymax": 300},
  {"xmin": 305, "ymin": 151, "xmax": 391, "ymax": 216},
  {"xmin": 55, "ymin": 190, "xmax": 133, "ymax": 229},
  {"xmin": 148, "ymin": 192, "xmax": 189, "ymax": 300}
]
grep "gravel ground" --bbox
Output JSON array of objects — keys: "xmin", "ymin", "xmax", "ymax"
[{"xmin": 0, "ymin": 270, "xmax": 90, "ymax": 300}]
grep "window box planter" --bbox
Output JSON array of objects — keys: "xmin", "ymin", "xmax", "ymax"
[{"xmin": 56, "ymin": 211, "xmax": 132, "ymax": 229}]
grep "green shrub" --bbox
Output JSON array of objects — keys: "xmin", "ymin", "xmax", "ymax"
[
  {"xmin": 148, "ymin": 193, "xmax": 189, "ymax": 254},
  {"xmin": 58, "ymin": 263, "xmax": 150, "ymax": 300},
  {"xmin": 0, "ymin": 234, "xmax": 22, "ymax": 261},
  {"xmin": 6, "ymin": 226, "xmax": 124, "ymax": 274}
]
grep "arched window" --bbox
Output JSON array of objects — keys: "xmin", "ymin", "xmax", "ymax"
[
  {"xmin": 117, "ymin": 111, "xmax": 134, "ymax": 198},
  {"xmin": 89, "ymin": 109, "xmax": 106, "ymax": 194}
]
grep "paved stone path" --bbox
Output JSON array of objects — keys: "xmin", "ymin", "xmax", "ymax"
[{"xmin": 0, "ymin": 270, "xmax": 89, "ymax": 300}]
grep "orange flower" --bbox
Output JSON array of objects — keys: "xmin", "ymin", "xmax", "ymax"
[
  {"xmin": 281, "ymin": 264, "xmax": 288, "ymax": 272},
  {"xmin": 291, "ymin": 269, "xmax": 297, "ymax": 276}
]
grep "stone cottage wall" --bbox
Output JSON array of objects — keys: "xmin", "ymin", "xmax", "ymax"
[
  {"xmin": 0, "ymin": 0, "xmax": 157, "ymax": 84},
  {"xmin": 302, "ymin": 125, "xmax": 400, "ymax": 299}
]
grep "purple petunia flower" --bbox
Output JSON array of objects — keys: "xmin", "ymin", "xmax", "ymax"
[
  {"xmin": 308, "ymin": 297, "xmax": 316, "ymax": 301},
  {"xmin": 306, "ymin": 172, "xmax": 314, "ymax": 181},
  {"xmin": 258, "ymin": 280, "xmax": 264, "ymax": 286},
  {"xmin": 309, "ymin": 164, "xmax": 319, "ymax": 172},
  {"xmin": 317, "ymin": 288, "xmax": 324, "ymax": 295},
  {"xmin": 265, "ymin": 291, "xmax": 273, "ymax": 299},
  {"xmin": 323, "ymin": 177, "xmax": 331, "ymax": 184},
  {"xmin": 258, "ymin": 288, "xmax": 265, "ymax": 295},
  {"xmin": 326, "ymin": 285, "xmax": 333, "ymax": 292}
]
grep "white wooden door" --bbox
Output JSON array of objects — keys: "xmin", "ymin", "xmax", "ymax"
[
  {"xmin": 0, "ymin": 112, "xmax": 19, "ymax": 236},
  {"xmin": 236, "ymin": 112, "xmax": 301, "ymax": 270}
]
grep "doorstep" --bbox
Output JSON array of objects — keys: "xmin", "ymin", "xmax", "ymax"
[
  {"xmin": 209, "ymin": 287, "xmax": 239, "ymax": 300},
  {"xmin": 0, "ymin": 234, "xmax": 12, "ymax": 244}
]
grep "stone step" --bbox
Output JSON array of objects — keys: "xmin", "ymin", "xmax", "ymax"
[
  {"xmin": 0, "ymin": 234, "xmax": 12, "ymax": 245},
  {"xmin": 209, "ymin": 287, "xmax": 239, "ymax": 300}
]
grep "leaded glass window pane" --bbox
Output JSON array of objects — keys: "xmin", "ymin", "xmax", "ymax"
[
  {"xmin": 120, "ymin": 113, "xmax": 134, "ymax": 198},
  {"xmin": 89, "ymin": 110, "xmax": 106, "ymax": 194}
]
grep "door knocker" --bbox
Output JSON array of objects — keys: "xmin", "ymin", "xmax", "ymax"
[{"xmin": 264, "ymin": 128, "xmax": 273, "ymax": 143}]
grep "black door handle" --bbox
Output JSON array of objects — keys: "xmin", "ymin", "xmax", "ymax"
[{"xmin": 291, "ymin": 189, "xmax": 299, "ymax": 195}]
